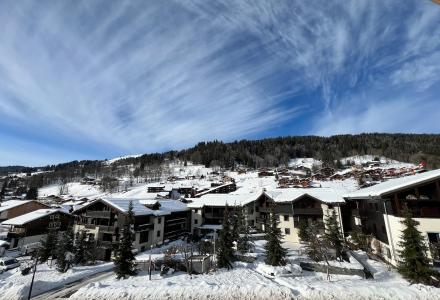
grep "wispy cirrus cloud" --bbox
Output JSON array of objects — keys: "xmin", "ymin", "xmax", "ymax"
[{"xmin": 0, "ymin": 0, "xmax": 439, "ymax": 165}]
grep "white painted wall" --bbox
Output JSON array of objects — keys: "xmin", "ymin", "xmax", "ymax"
[
  {"xmin": 383, "ymin": 214, "xmax": 440, "ymax": 265},
  {"xmin": 191, "ymin": 208, "xmax": 203, "ymax": 233}
]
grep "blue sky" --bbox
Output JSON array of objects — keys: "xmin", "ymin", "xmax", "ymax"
[{"xmin": 0, "ymin": 0, "xmax": 439, "ymax": 166}]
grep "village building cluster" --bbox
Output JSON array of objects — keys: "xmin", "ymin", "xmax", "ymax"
[{"xmin": 0, "ymin": 158, "xmax": 438, "ymax": 268}]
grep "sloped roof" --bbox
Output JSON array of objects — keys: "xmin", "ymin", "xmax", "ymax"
[
  {"xmin": 74, "ymin": 197, "xmax": 188, "ymax": 216},
  {"xmin": 1, "ymin": 209, "xmax": 66, "ymax": 226},
  {"xmin": 264, "ymin": 188, "xmax": 346, "ymax": 204},
  {"xmin": 186, "ymin": 192, "xmax": 262, "ymax": 208},
  {"xmin": 0, "ymin": 200, "xmax": 32, "ymax": 213},
  {"xmin": 101, "ymin": 198, "xmax": 154, "ymax": 216},
  {"xmin": 194, "ymin": 182, "xmax": 235, "ymax": 197},
  {"xmin": 345, "ymin": 169, "xmax": 440, "ymax": 199},
  {"xmin": 157, "ymin": 200, "xmax": 189, "ymax": 214}
]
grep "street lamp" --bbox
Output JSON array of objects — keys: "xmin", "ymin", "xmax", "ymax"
[
  {"xmin": 27, "ymin": 256, "xmax": 38, "ymax": 300},
  {"xmin": 149, "ymin": 244, "xmax": 153, "ymax": 280}
]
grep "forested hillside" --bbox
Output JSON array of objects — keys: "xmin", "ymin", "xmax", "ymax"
[{"xmin": 2, "ymin": 134, "xmax": 440, "ymax": 185}]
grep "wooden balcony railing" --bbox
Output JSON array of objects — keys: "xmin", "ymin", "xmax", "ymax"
[
  {"xmin": 292, "ymin": 208, "xmax": 323, "ymax": 215},
  {"xmin": 85, "ymin": 211, "xmax": 112, "ymax": 218}
]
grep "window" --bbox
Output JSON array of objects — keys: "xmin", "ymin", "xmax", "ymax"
[
  {"xmin": 284, "ymin": 228, "xmax": 290, "ymax": 235},
  {"xmin": 374, "ymin": 203, "xmax": 379, "ymax": 212},
  {"xmin": 283, "ymin": 215, "xmax": 289, "ymax": 221},
  {"xmin": 102, "ymin": 233, "xmax": 112, "ymax": 242},
  {"xmin": 49, "ymin": 221, "xmax": 61, "ymax": 228},
  {"xmin": 140, "ymin": 231, "xmax": 149, "ymax": 243},
  {"xmin": 157, "ymin": 230, "xmax": 161, "ymax": 237},
  {"xmin": 194, "ymin": 219, "xmax": 198, "ymax": 224},
  {"xmin": 158, "ymin": 217, "xmax": 162, "ymax": 224},
  {"xmin": 194, "ymin": 209, "xmax": 198, "ymax": 214}
]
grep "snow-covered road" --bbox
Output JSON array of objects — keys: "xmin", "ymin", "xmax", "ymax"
[{"xmin": 32, "ymin": 270, "xmax": 113, "ymax": 300}]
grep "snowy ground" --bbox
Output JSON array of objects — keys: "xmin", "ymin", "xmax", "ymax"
[
  {"xmin": 70, "ymin": 267, "xmax": 293, "ymax": 300},
  {"xmin": 64, "ymin": 240, "xmax": 440, "ymax": 300},
  {"xmin": 340, "ymin": 155, "xmax": 415, "ymax": 169},
  {"xmin": 39, "ymin": 182, "xmax": 106, "ymax": 199},
  {"xmin": 0, "ymin": 260, "xmax": 112, "ymax": 299}
]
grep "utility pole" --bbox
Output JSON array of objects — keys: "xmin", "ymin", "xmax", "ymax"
[
  {"xmin": 149, "ymin": 245, "xmax": 153, "ymax": 280},
  {"xmin": 27, "ymin": 256, "xmax": 38, "ymax": 300}
]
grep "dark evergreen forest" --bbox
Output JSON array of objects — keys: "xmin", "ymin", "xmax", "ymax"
[{"xmin": 2, "ymin": 134, "xmax": 440, "ymax": 186}]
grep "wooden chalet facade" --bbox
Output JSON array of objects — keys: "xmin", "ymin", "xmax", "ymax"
[
  {"xmin": 257, "ymin": 190, "xmax": 344, "ymax": 243},
  {"xmin": 73, "ymin": 198, "xmax": 189, "ymax": 261},
  {"xmin": 2, "ymin": 209, "xmax": 72, "ymax": 249},
  {"xmin": 0, "ymin": 200, "xmax": 48, "ymax": 222}
]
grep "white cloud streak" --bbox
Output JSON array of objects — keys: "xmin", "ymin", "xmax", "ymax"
[
  {"xmin": 0, "ymin": 0, "xmax": 299, "ymax": 162},
  {"xmin": 0, "ymin": 0, "xmax": 439, "ymax": 164}
]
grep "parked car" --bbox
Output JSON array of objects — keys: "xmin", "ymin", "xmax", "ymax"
[{"xmin": 0, "ymin": 257, "xmax": 20, "ymax": 273}]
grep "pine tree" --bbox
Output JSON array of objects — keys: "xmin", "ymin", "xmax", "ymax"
[
  {"xmin": 398, "ymin": 208, "xmax": 433, "ymax": 284},
  {"xmin": 216, "ymin": 205, "xmax": 234, "ymax": 269},
  {"xmin": 73, "ymin": 230, "xmax": 96, "ymax": 265},
  {"xmin": 324, "ymin": 209, "xmax": 344, "ymax": 261},
  {"xmin": 56, "ymin": 227, "xmax": 74, "ymax": 272},
  {"xmin": 237, "ymin": 206, "xmax": 251, "ymax": 254},
  {"xmin": 298, "ymin": 218, "xmax": 310, "ymax": 243},
  {"xmin": 0, "ymin": 179, "xmax": 8, "ymax": 200},
  {"xmin": 305, "ymin": 222, "xmax": 327, "ymax": 262},
  {"xmin": 264, "ymin": 207, "xmax": 287, "ymax": 266},
  {"xmin": 85, "ymin": 235, "xmax": 97, "ymax": 265},
  {"xmin": 73, "ymin": 230, "xmax": 87, "ymax": 264},
  {"xmin": 39, "ymin": 228, "xmax": 58, "ymax": 263},
  {"xmin": 113, "ymin": 201, "xmax": 137, "ymax": 279},
  {"xmin": 25, "ymin": 186, "xmax": 38, "ymax": 200},
  {"xmin": 350, "ymin": 225, "xmax": 370, "ymax": 251},
  {"xmin": 230, "ymin": 207, "xmax": 240, "ymax": 248}
]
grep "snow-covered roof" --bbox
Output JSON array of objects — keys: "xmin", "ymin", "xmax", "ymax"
[
  {"xmin": 100, "ymin": 198, "xmax": 155, "ymax": 216},
  {"xmin": 0, "ymin": 200, "xmax": 32, "ymax": 213},
  {"xmin": 194, "ymin": 182, "xmax": 235, "ymax": 197},
  {"xmin": 345, "ymin": 169, "xmax": 440, "ymax": 199},
  {"xmin": 74, "ymin": 197, "xmax": 188, "ymax": 217},
  {"xmin": 157, "ymin": 200, "xmax": 189, "ymax": 214},
  {"xmin": 1, "ymin": 209, "xmax": 65, "ymax": 226},
  {"xmin": 139, "ymin": 199, "xmax": 159, "ymax": 206},
  {"xmin": 186, "ymin": 192, "xmax": 262, "ymax": 208},
  {"xmin": 264, "ymin": 188, "xmax": 346, "ymax": 204}
]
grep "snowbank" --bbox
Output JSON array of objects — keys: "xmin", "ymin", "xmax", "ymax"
[
  {"xmin": 70, "ymin": 268, "xmax": 293, "ymax": 300},
  {"xmin": 256, "ymin": 263, "xmax": 302, "ymax": 277},
  {"xmin": 0, "ymin": 262, "xmax": 113, "ymax": 300}
]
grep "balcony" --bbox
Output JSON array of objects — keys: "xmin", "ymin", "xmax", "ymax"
[
  {"xmin": 166, "ymin": 218, "xmax": 187, "ymax": 225},
  {"xmin": 8, "ymin": 227, "xmax": 25, "ymax": 237},
  {"xmin": 204, "ymin": 213, "xmax": 224, "ymax": 219},
  {"xmin": 85, "ymin": 211, "xmax": 112, "ymax": 218},
  {"xmin": 98, "ymin": 225, "xmax": 116, "ymax": 233},
  {"xmin": 136, "ymin": 223, "xmax": 154, "ymax": 231},
  {"xmin": 292, "ymin": 208, "xmax": 323, "ymax": 215},
  {"xmin": 98, "ymin": 240, "xmax": 115, "ymax": 248}
]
